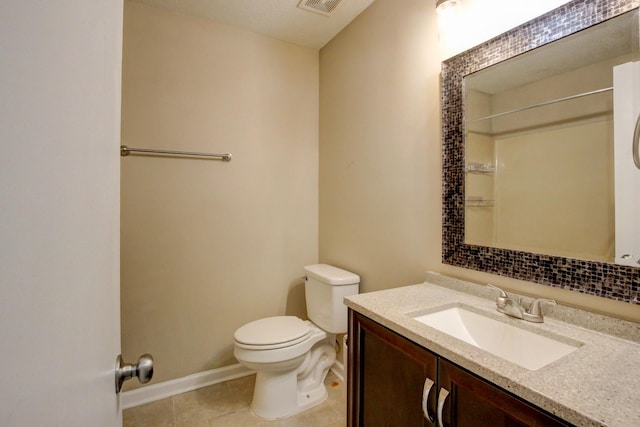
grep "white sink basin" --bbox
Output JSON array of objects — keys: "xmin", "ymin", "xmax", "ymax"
[{"xmin": 414, "ymin": 306, "xmax": 581, "ymax": 370}]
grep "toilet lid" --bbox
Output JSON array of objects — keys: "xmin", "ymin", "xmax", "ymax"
[{"xmin": 234, "ymin": 316, "xmax": 311, "ymax": 347}]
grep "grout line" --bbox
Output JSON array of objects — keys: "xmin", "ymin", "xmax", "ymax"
[{"xmin": 171, "ymin": 394, "xmax": 178, "ymax": 427}]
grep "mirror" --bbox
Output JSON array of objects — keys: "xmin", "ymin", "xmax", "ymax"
[
  {"xmin": 442, "ymin": 0, "xmax": 640, "ymax": 304},
  {"xmin": 464, "ymin": 10, "xmax": 639, "ymax": 264}
]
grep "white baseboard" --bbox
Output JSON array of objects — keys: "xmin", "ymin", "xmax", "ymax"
[{"xmin": 120, "ymin": 363, "xmax": 254, "ymax": 410}]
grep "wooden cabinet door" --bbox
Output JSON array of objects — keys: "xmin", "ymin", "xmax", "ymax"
[
  {"xmin": 348, "ymin": 310, "xmax": 438, "ymax": 427},
  {"xmin": 438, "ymin": 359, "xmax": 571, "ymax": 427}
]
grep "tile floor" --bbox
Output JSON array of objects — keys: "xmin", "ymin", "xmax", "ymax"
[{"xmin": 123, "ymin": 372, "xmax": 346, "ymax": 427}]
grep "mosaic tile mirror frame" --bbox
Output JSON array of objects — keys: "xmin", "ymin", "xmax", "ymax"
[{"xmin": 441, "ymin": 0, "xmax": 640, "ymax": 304}]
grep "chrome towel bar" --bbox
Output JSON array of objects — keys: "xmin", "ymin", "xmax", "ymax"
[{"xmin": 120, "ymin": 145, "xmax": 232, "ymax": 162}]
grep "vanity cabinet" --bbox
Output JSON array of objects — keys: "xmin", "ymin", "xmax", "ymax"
[
  {"xmin": 347, "ymin": 310, "xmax": 571, "ymax": 427},
  {"xmin": 348, "ymin": 309, "xmax": 438, "ymax": 426}
]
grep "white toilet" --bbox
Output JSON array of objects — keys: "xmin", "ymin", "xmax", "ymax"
[{"xmin": 233, "ymin": 264, "xmax": 360, "ymax": 420}]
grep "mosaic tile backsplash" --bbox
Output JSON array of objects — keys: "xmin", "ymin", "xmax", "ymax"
[{"xmin": 441, "ymin": 0, "xmax": 640, "ymax": 304}]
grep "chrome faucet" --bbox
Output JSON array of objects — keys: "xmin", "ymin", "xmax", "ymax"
[
  {"xmin": 523, "ymin": 298, "xmax": 557, "ymax": 323},
  {"xmin": 487, "ymin": 283, "xmax": 508, "ymax": 312},
  {"xmin": 487, "ymin": 284, "xmax": 556, "ymax": 323}
]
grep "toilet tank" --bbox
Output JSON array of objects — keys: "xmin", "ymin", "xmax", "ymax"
[{"xmin": 304, "ymin": 264, "xmax": 360, "ymax": 334}]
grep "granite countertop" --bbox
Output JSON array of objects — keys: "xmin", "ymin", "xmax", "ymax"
[{"xmin": 344, "ymin": 272, "xmax": 640, "ymax": 427}]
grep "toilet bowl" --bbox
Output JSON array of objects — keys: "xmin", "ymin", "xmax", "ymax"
[
  {"xmin": 234, "ymin": 317, "xmax": 335, "ymax": 419},
  {"xmin": 233, "ymin": 264, "xmax": 359, "ymax": 420}
]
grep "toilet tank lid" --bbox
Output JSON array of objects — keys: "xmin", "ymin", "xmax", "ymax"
[{"xmin": 304, "ymin": 264, "xmax": 360, "ymax": 285}]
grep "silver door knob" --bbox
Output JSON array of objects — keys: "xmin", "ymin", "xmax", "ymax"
[{"xmin": 115, "ymin": 353, "xmax": 154, "ymax": 393}]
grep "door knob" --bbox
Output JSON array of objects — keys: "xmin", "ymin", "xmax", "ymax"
[{"xmin": 115, "ymin": 353, "xmax": 154, "ymax": 393}]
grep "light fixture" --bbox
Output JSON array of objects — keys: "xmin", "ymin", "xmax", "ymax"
[{"xmin": 436, "ymin": 0, "xmax": 460, "ymax": 15}]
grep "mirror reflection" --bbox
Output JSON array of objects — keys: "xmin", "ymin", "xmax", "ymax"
[{"xmin": 464, "ymin": 10, "xmax": 640, "ymax": 266}]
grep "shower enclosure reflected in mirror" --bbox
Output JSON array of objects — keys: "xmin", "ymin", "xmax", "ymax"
[
  {"xmin": 464, "ymin": 9, "xmax": 639, "ymax": 266},
  {"xmin": 441, "ymin": 0, "xmax": 640, "ymax": 303}
]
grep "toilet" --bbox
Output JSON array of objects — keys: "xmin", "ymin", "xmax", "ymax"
[{"xmin": 233, "ymin": 264, "xmax": 360, "ymax": 420}]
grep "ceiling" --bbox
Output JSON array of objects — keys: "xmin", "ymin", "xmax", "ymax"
[{"xmin": 131, "ymin": 0, "xmax": 376, "ymax": 49}]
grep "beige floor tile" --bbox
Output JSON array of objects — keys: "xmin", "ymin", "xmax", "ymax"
[
  {"xmin": 278, "ymin": 401, "xmax": 343, "ymax": 427},
  {"xmin": 208, "ymin": 407, "xmax": 281, "ymax": 427},
  {"xmin": 173, "ymin": 382, "xmax": 244, "ymax": 427},
  {"xmin": 226, "ymin": 374, "xmax": 256, "ymax": 407},
  {"xmin": 123, "ymin": 398, "xmax": 175, "ymax": 427},
  {"xmin": 325, "ymin": 374, "xmax": 346, "ymax": 418}
]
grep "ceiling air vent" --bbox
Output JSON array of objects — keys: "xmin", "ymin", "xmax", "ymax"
[{"xmin": 297, "ymin": 0, "xmax": 343, "ymax": 16}]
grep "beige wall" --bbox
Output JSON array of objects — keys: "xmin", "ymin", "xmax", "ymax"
[
  {"xmin": 319, "ymin": 0, "xmax": 640, "ymax": 322},
  {"xmin": 319, "ymin": 0, "xmax": 439, "ymax": 293},
  {"xmin": 120, "ymin": 1, "xmax": 319, "ymax": 387}
]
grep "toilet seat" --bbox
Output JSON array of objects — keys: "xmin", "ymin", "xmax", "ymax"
[{"xmin": 234, "ymin": 316, "xmax": 311, "ymax": 350}]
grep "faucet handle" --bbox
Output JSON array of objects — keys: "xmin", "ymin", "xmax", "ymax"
[
  {"xmin": 487, "ymin": 284, "xmax": 508, "ymax": 311},
  {"xmin": 526, "ymin": 298, "xmax": 556, "ymax": 315},
  {"xmin": 487, "ymin": 283, "xmax": 507, "ymax": 297},
  {"xmin": 523, "ymin": 298, "xmax": 556, "ymax": 323}
]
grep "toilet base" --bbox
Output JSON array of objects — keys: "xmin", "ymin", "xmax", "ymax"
[
  {"xmin": 249, "ymin": 341, "xmax": 335, "ymax": 420},
  {"xmin": 296, "ymin": 378, "xmax": 329, "ymax": 412},
  {"xmin": 251, "ymin": 375, "xmax": 329, "ymax": 420}
]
